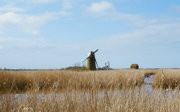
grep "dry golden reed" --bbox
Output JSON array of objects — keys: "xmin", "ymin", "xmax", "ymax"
[
  {"xmin": 0, "ymin": 69, "xmax": 151, "ymax": 92},
  {"xmin": 153, "ymin": 69, "xmax": 180, "ymax": 89},
  {"xmin": 1, "ymin": 69, "xmax": 180, "ymax": 112},
  {"xmin": 1, "ymin": 88, "xmax": 180, "ymax": 112}
]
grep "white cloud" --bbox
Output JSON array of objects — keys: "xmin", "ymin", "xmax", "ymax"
[
  {"xmin": 28, "ymin": 0, "xmax": 56, "ymax": 4},
  {"xmin": 0, "ymin": 1, "xmax": 72, "ymax": 35},
  {"xmin": 0, "ymin": 11, "xmax": 61, "ymax": 35},
  {"xmin": 0, "ymin": 3, "xmax": 25, "ymax": 13},
  {"xmin": 87, "ymin": 1, "xmax": 141, "ymax": 21},
  {"xmin": 87, "ymin": 1, "xmax": 114, "ymax": 14}
]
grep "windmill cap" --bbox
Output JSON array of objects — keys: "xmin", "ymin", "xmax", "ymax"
[{"xmin": 88, "ymin": 51, "xmax": 93, "ymax": 56}]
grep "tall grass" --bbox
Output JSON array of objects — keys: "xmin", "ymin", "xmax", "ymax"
[
  {"xmin": 0, "ymin": 70, "xmax": 150, "ymax": 92},
  {"xmin": 1, "ymin": 88, "xmax": 180, "ymax": 112},
  {"xmin": 1, "ymin": 69, "xmax": 180, "ymax": 111},
  {"xmin": 153, "ymin": 69, "xmax": 180, "ymax": 89}
]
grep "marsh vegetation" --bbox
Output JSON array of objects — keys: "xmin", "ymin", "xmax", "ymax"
[
  {"xmin": 153, "ymin": 69, "xmax": 180, "ymax": 89},
  {"xmin": 0, "ymin": 70, "xmax": 150, "ymax": 92},
  {"xmin": 0, "ymin": 69, "xmax": 180, "ymax": 112}
]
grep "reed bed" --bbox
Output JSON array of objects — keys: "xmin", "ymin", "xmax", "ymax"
[
  {"xmin": 1, "ymin": 69, "xmax": 180, "ymax": 112},
  {"xmin": 0, "ymin": 70, "xmax": 150, "ymax": 92},
  {"xmin": 144, "ymin": 69, "xmax": 157, "ymax": 77},
  {"xmin": 153, "ymin": 69, "xmax": 180, "ymax": 89},
  {"xmin": 1, "ymin": 88, "xmax": 180, "ymax": 112}
]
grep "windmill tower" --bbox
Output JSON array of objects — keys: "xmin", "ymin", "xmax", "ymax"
[{"xmin": 83, "ymin": 49, "xmax": 98, "ymax": 70}]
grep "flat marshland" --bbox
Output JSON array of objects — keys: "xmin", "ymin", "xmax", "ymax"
[
  {"xmin": 1, "ymin": 69, "xmax": 180, "ymax": 112},
  {"xmin": 0, "ymin": 70, "xmax": 151, "ymax": 92}
]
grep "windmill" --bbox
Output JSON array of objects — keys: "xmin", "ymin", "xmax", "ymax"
[{"xmin": 82, "ymin": 49, "xmax": 99, "ymax": 70}]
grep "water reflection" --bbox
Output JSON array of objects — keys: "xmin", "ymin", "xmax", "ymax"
[
  {"xmin": 144, "ymin": 75, "xmax": 154, "ymax": 92},
  {"xmin": 144, "ymin": 75, "xmax": 154, "ymax": 84}
]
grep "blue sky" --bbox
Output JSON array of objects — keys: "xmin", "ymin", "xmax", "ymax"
[{"xmin": 0, "ymin": 0, "xmax": 180, "ymax": 69}]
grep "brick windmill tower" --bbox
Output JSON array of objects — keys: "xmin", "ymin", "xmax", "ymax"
[{"xmin": 82, "ymin": 49, "xmax": 99, "ymax": 70}]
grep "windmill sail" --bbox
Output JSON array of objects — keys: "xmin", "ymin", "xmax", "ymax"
[
  {"xmin": 82, "ymin": 49, "xmax": 98, "ymax": 63},
  {"xmin": 82, "ymin": 49, "xmax": 99, "ymax": 70}
]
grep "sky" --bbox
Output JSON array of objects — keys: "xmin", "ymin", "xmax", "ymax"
[{"xmin": 0, "ymin": 0, "xmax": 180, "ymax": 69}]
